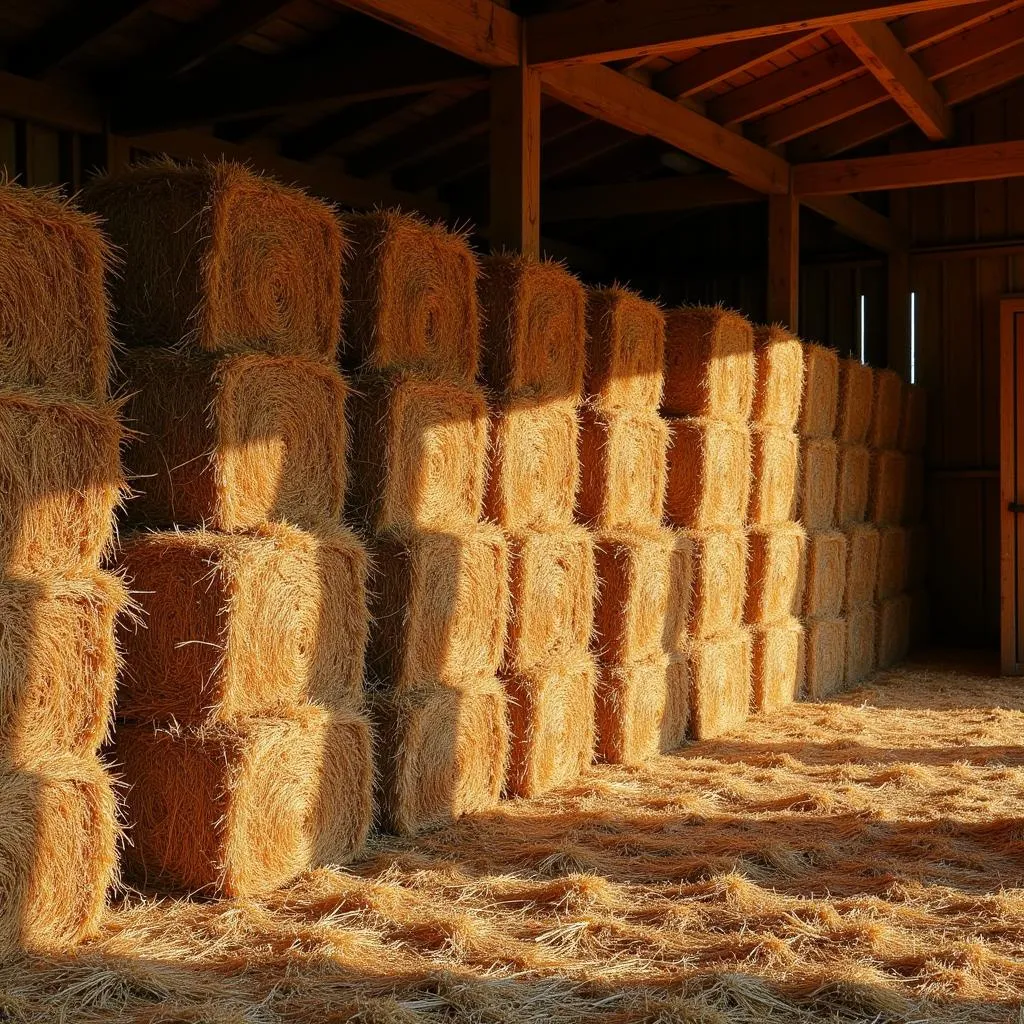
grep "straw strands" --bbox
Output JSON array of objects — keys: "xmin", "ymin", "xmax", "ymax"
[
  {"xmin": 752, "ymin": 324, "xmax": 804, "ymax": 429},
  {"xmin": 665, "ymin": 417, "xmax": 751, "ymax": 529},
  {"xmin": 844, "ymin": 524, "xmax": 881, "ymax": 611},
  {"xmin": 836, "ymin": 359, "xmax": 874, "ymax": 445},
  {"xmin": 869, "ymin": 369, "xmax": 904, "ymax": 449},
  {"xmin": 799, "ymin": 344, "xmax": 839, "ymax": 439},
  {"xmin": 751, "ymin": 617, "xmax": 804, "ymax": 711},
  {"xmin": 804, "ymin": 617, "xmax": 847, "ymax": 699},
  {"xmin": 687, "ymin": 528, "xmax": 748, "ymax": 641},
  {"xmin": 798, "ymin": 438, "xmax": 838, "ymax": 532},
  {"xmin": 846, "ymin": 603, "xmax": 878, "ymax": 686},
  {"xmin": 835, "ymin": 443, "xmax": 870, "ymax": 526},
  {"xmin": 803, "ymin": 530, "xmax": 848, "ymax": 620},
  {"xmin": 748, "ymin": 426, "xmax": 799, "ymax": 526},
  {"xmin": 869, "ymin": 449, "xmax": 907, "ymax": 526},
  {"xmin": 688, "ymin": 629, "xmax": 752, "ymax": 739},
  {"xmin": 746, "ymin": 525, "xmax": 807, "ymax": 624}
]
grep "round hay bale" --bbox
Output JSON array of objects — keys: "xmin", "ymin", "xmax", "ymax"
[
  {"xmin": 846, "ymin": 603, "xmax": 878, "ymax": 687},
  {"xmin": 878, "ymin": 593, "xmax": 912, "ymax": 668},
  {"xmin": 799, "ymin": 343, "xmax": 839, "ymax": 440},
  {"xmin": 869, "ymin": 369, "xmax": 903, "ymax": 449},
  {"xmin": 844, "ymin": 523, "xmax": 881, "ymax": 611},
  {"xmin": 803, "ymin": 529, "xmax": 848, "ymax": 619},
  {"xmin": 748, "ymin": 426, "xmax": 799, "ymax": 527},
  {"xmin": 836, "ymin": 358, "xmax": 874, "ymax": 445},
  {"xmin": 877, "ymin": 525, "xmax": 909, "ymax": 602},
  {"xmin": 900, "ymin": 383, "xmax": 927, "ymax": 454},
  {"xmin": 868, "ymin": 449, "xmax": 907, "ymax": 526},
  {"xmin": 746, "ymin": 524, "xmax": 807, "ymax": 625},
  {"xmin": 798, "ymin": 437, "xmax": 838, "ymax": 531},
  {"xmin": 751, "ymin": 617, "xmax": 804, "ymax": 712},
  {"xmin": 687, "ymin": 628, "xmax": 752, "ymax": 740},
  {"xmin": 752, "ymin": 324, "xmax": 804, "ymax": 430},
  {"xmin": 686, "ymin": 527, "xmax": 748, "ymax": 641},
  {"xmin": 804, "ymin": 616, "xmax": 847, "ymax": 700},
  {"xmin": 835, "ymin": 442, "xmax": 870, "ymax": 526}
]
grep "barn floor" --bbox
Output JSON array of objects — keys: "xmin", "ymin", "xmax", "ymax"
[{"xmin": 5, "ymin": 654, "xmax": 1024, "ymax": 1023}]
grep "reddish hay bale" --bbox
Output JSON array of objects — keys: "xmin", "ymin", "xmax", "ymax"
[
  {"xmin": 846, "ymin": 603, "xmax": 878, "ymax": 687},
  {"xmin": 799, "ymin": 343, "xmax": 839, "ymax": 440},
  {"xmin": 122, "ymin": 349, "xmax": 348, "ymax": 532},
  {"xmin": 798, "ymin": 437, "xmax": 838, "ymax": 531},
  {"xmin": 688, "ymin": 628, "xmax": 752, "ymax": 740},
  {"xmin": 868, "ymin": 449, "xmax": 907, "ymax": 526},
  {"xmin": 751, "ymin": 617, "xmax": 804, "ymax": 712},
  {"xmin": 804, "ymin": 617, "xmax": 847, "ymax": 699},
  {"xmin": 877, "ymin": 594, "xmax": 912, "ymax": 668},
  {"xmin": 81, "ymin": 160, "xmax": 343, "ymax": 359},
  {"xmin": 900, "ymin": 383, "xmax": 928, "ymax": 453},
  {"xmin": 584, "ymin": 287, "xmax": 665, "ymax": 411},
  {"xmin": 0, "ymin": 182, "xmax": 113, "ymax": 401},
  {"xmin": 664, "ymin": 417, "xmax": 751, "ymax": 530},
  {"xmin": 347, "ymin": 372, "xmax": 488, "ymax": 534},
  {"xmin": 116, "ymin": 704, "xmax": 373, "ymax": 897},
  {"xmin": 877, "ymin": 525, "xmax": 909, "ymax": 602},
  {"xmin": 869, "ymin": 369, "xmax": 903, "ymax": 449},
  {"xmin": 745, "ymin": 524, "xmax": 807, "ymax": 625},
  {"xmin": 904, "ymin": 454, "xmax": 925, "ymax": 523},
  {"xmin": 907, "ymin": 523, "xmax": 930, "ymax": 589},
  {"xmin": 835, "ymin": 442, "xmax": 870, "ymax": 526},
  {"xmin": 752, "ymin": 324, "xmax": 804, "ymax": 429},
  {"xmin": 663, "ymin": 306, "xmax": 755, "ymax": 422},
  {"xmin": 910, "ymin": 588, "xmax": 930, "ymax": 648},
  {"xmin": 118, "ymin": 525, "xmax": 368, "ymax": 723},
  {"xmin": 844, "ymin": 523, "xmax": 881, "ymax": 611},
  {"xmin": 748, "ymin": 426, "xmax": 799, "ymax": 527},
  {"xmin": 836, "ymin": 359, "xmax": 874, "ymax": 445},
  {"xmin": 803, "ymin": 530, "xmax": 848, "ymax": 619},
  {"xmin": 687, "ymin": 528, "xmax": 748, "ymax": 641},
  {"xmin": 478, "ymin": 255, "xmax": 585, "ymax": 401}
]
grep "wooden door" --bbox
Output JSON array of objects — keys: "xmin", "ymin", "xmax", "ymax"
[{"xmin": 1000, "ymin": 297, "xmax": 1024, "ymax": 674}]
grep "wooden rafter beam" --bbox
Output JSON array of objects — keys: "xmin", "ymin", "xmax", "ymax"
[
  {"xmin": 802, "ymin": 194, "xmax": 906, "ymax": 250},
  {"xmin": 278, "ymin": 94, "xmax": 410, "ymax": 162},
  {"xmin": 0, "ymin": 70, "xmax": 104, "ymax": 133}
]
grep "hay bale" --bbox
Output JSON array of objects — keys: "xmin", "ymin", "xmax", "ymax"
[
  {"xmin": 347, "ymin": 372, "xmax": 488, "ymax": 534},
  {"xmin": 752, "ymin": 324, "xmax": 804, "ymax": 430},
  {"xmin": 118, "ymin": 525, "xmax": 368, "ymax": 723},
  {"xmin": 478, "ymin": 255, "xmax": 585, "ymax": 402},
  {"xmin": 748, "ymin": 426, "xmax": 799, "ymax": 527},
  {"xmin": 745, "ymin": 524, "xmax": 807, "ymax": 625},
  {"xmin": 910, "ymin": 588, "xmax": 930, "ymax": 649},
  {"xmin": 869, "ymin": 369, "xmax": 903, "ymax": 449},
  {"xmin": 836, "ymin": 359, "xmax": 874, "ymax": 445},
  {"xmin": 844, "ymin": 523, "xmax": 881, "ymax": 611},
  {"xmin": 485, "ymin": 397, "xmax": 579, "ymax": 530},
  {"xmin": 751, "ymin": 617, "xmax": 804, "ymax": 712},
  {"xmin": 367, "ymin": 524, "xmax": 509, "ymax": 692},
  {"xmin": 662, "ymin": 306, "xmax": 755, "ymax": 422},
  {"xmin": 877, "ymin": 594, "xmax": 912, "ymax": 668},
  {"xmin": 803, "ymin": 529, "xmax": 847, "ymax": 619},
  {"xmin": 595, "ymin": 655, "xmax": 688, "ymax": 765},
  {"xmin": 798, "ymin": 437, "xmax": 838, "ymax": 531},
  {"xmin": 81, "ymin": 160, "xmax": 343, "ymax": 359},
  {"xmin": 868, "ymin": 449, "xmax": 907, "ymax": 526},
  {"xmin": 0, "ymin": 182, "xmax": 113, "ymax": 401},
  {"xmin": 904, "ymin": 454, "xmax": 925, "ymax": 523},
  {"xmin": 835, "ymin": 443, "xmax": 870, "ymax": 526},
  {"xmin": 584, "ymin": 287, "xmax": 665, "ymax": 411},
  {"xmin": 846, "ymin": 603, "xmax": 878, "ymax": 687},
  {"xmin": 122, "ymin": 349, "xmax": 348, "ymax": 532},
  {"xmin": 907, "ymin": 523, "xmax": 930, "ymax": 590},
  {"xmin": 687, "ymin": 528, "xmax": 748, "ymax": 641},
  {"xmin": 877, "ymin": 525, "xmax": 909, "ymax": 602},
  {"xmin": 799, "ymin": 343, "xmax": 839, "ymax": 440},
  {"xmin": 900, "ymin": 384, "xmax": 928, "ymax": 454},
  {"xmin": 577, "ymin": 406, "xmax": 668, "ymax": 530},
  {"xmin": 688, "ymin": 628, "xmax": 752, "ymax": 740},
  {"xmin": 804, "ymin": 617, "xmax": 847, "ymax": 699},
  {"xmin": 664, "ymin": 417, "xmax": 751, "ymax": 530}
]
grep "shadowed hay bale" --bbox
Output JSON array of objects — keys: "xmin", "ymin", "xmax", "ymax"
[
  {"xmin": 803, "ymin": 530, "xmax": 847, "ymax": 619},
  {"xmin": 343, "ymin": 211, "xmax": 479, "ymax": 382},
  {"xmin": 485, "ymin": 397, "xmax": 579, "ymax": 530},
  {"xmin": 372, "ymin": 677, "xmax": 507, "ymax": 835},
  {"xmin": 121, "ymin": 349, "xmax": 348, "ymax": 532},
  {"xmin": 748, "ymin": 426, "xmax": 799, "ymax": 526},
  {"xmin": 900, "ymin": 383, "xmax": 927, "ymax": 453},
  {"xmin": 752, "ymin": 324, "xmax": 804, "ymax": 429},
  {"xmin": 0, "ymin": 388, "xmax": 124, "ymax": 575},
  {"xmin": 846, "ymin": 603, "xmax": 877, "ymax": 687},
  {"xmin": 347, "ymin": 372, "xmax": 488, "ymax": 534},
  {"xmin": 118, "ymin": 525, "xmax": 368, "ymax": 723},
  {"xmin": 687, "ymin": 528, "xmax": 748, "ymax": 641},
  {"xmin": 478, "ymin": 255, "xmax": 585, "ymax": 401},
  {"xmin": 877, "ymin": 593, "xmax": 912, "ymax": 668},
  {"xmin": 905, "ymin": 454, "xmax": 925, "ymax": 523},
  {"xmin": 869, "ymin": 369, "xmax": 903, "ymax": 449},
  {"xmin": 745, "ymin": 524, "xmax": 807, "ymax": 624},
  {"xmin": 868, "ymin": 449, "xmax": 907, "ymax": 526},
  {"xmin": 844, "ymin": 523, "xmax": 880, "ymax": 611},
  {"xmin": 81, "ymin": 160, "xmax": 343, "ymax": 359},
  {"xmin": 804, "ymin": 617, "xmax": 847, "ymax": 699},
  {"xmin": 595, "ymin": 655, "xmax": 688, "ymax": 765},
  {"xmin": 910, "ymin": 588, "xmax": 930, "ymax": 648},
  {"xmin": 877, "ymin": 525, "xmax": 908, "ymax": 602},
  {"xmin": 0, "ymin": 182, "xmax": 113, "ymax": 401},
  {"xmin": 577, "ymin": 406, "xmax": 668, "ymax": 530},
  {"xmin": 505, "ymin": 655, "xmax": 596, "ymax": 798},
  {"xmin": 664, "ymin": 417, "xmax": 751, "ymax": 530},
  {"xmin": 688, "ymin": 628, "xmax": 752, "ymax": 740},
  {"xmin": 836, "ymin": 359, "xmax": 874, "ymax": 445},
  {"xmin": 907, "ymin": 523, "xmax": 929, "ymax": 589},
  {"xmin": 752, "ymin": 617, "xmax": 804, "ymax": 712},
  {"xmin": 835, "ymin": 443, "xmax": 870, "ymax": 526},
  {"xmin": 662, "ymin": 306, "xmax": 754, "ymax": 422},
  {"xmin": 799, "ymin": 343, "xmax": 839, "ymax": 439},
  {"xmin": 798, "ymin": 437, "xmax": 838, "ymax": 531},
  {"xmin": 0, "ymin": 754, "xmax": 118, "ymax": 954},
  {"xmin": 367, "ymin": 525, "xmax": 509, "ymax": 692}
]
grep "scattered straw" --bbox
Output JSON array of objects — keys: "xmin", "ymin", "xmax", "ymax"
[{"xmin": 752, "ymin": 324, "xmax": 804, "ymax": 430}]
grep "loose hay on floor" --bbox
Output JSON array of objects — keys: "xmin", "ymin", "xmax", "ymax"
[
  {"xmin": 798, "ymin": 343, "xmax": 839, "ymax": 440},
  {"xmin": 685, "ymin": 527, "xmax": 748, "ymax": 641},
  {"xmin": 751, "ymin": 617, "xmax": 804, "ymax": 711},
  {"xmin": 752, "ymin": 324, "xmax": 804, "ymax": 429},
  {"xmin": 844, "ymin": 523, "xmax": 881, "ymax": 611},
  {"xmin": 804, "ymin": 616, "xmax": 847, "ymax": 699},
  {"xmin": 836, "ymin": 358, "xmax": 874, "ymax": 445},
  {"xmin": 688, "ymin": 627, "xmax": 752, "ymax": 739},
  {"xmin": 835, "ymin": 442, "xmax": 869, "ymax": 526},
  {"xmin": 748, "ymin": 426, "xmax": 799, "ymax": 526},
  {"xmin": 870, "ymin": 369, "xmax": 904, "ymax": 449},
  {"xmin": 798, "ymin": 437, "xmax": 838, "ymax": 532},
  {"xmin": 803, "ymin": 530, "xmax": 847, "ymax": 620},
  {"xmin": 745, "ymin": 524, "xmax": 807, "ymax": 624},
  {"xmin": 869, "ymin": 449, "xmax": 908, "ymax": 526}
]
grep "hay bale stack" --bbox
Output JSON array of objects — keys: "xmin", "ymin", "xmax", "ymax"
[
  {"xmin": 835, "ymin": 443, "xmax": 870, "ymax": 526},
  {"xmin": 752, "ymin": 325, "xmax": 804, "ymax": 430},
  {"xmin": 869, "ymin": 369, "xmax": 904, "ymax": 450},
  {"xmin": 846, "ymin": 604, "xmax": 878, "ymax": 689},
  {"xmin": 877, "ymin": 526, "xmax": 909, "ymax": 602},
  {"xmin": 687, "ymin": 629, "xmax": 752, "ymax": 739},
  {"xmin": 799, "ymin": 343, "xmax": 839, "ymax": 440},
  {"xmin": 746, "ymin": 525, "xmax": 807, "ymax": 625},
  {"xmin": 844, "ymin": 523, "xmax": 881, "ymax": 687},
  {"xmin": 799, "ymin": 437, "xmax": 839, "ymax": 532},
  {"xmin": 868, "ymin": 449, "xmax": 907, "ymax": 526},
  {"xmin": 748, "ymin": 426, "xmax": 799, "ymax": 526},
  {"xmin": 837, "ymin": 359, "xmax": 874, "ymax": 445},
  {"xmin": 751, "ymin": 618, "xmax": 804, "ymax": 711},
  {"xmin": 803, "ymin": 530, "xmax": 847, "ymax": 620},
  {"xmin": 665, "ymin": 417, "xmax": 751, "ymax": 529},
  {"xmin": 805, "ymin": 617, "xmax": 848, "ymax": 699}
]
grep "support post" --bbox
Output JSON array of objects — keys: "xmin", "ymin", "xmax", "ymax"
[
  {"xmin": 768, "ymin": 191, "xmax": 800, "ymax": 330},
  {"xmin": 887, "ymin": 187, "xmax": 911, "ymax": 374}
]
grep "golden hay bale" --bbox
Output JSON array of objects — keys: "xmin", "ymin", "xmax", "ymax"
[
  {"xmin": 803, "ymin": 529, "xmax": 848, "ymax": 619},
  {"xmin": 595, "ymin": 655, "xmax": 688, "ymax": 765},
  {"xmin": 844, "ymin": 523, "xmax": 881, "ymax": 611},
  {"xmin": 751, "ymin": 617, "xmax": 804, "ymax": 712},
  {"xmin": 366, "ymin": 524, "xmax": 509, "ymax": 692},
  {"xmin": 687, "ymin": 527, "xmax": 748, "ymax": 641},
  {"xmin": 745, "ymin": 524, "xmax": 807, "ymax": 625},
  {"xmin": 905, "ymin": 454, "xmax": 925, "ymax": 523},
  {"xmin": 0, "ymin": 388, "xmax": 124, "ymax": 575},
  {"xmin": 877, "ymin": 525, "xmax": 909, "ymax": 602},
  {"xmin": 836, "ymin": 359, "xmax": 874, "ymax": 445},
  {"xmin": 478, "ymin": 255, "xmax": 585, "ymax": 401},
  {"xmin": 81, "ymin": 160, "xmax": 343, "ymax": 359},
  {"xmin": 347, "ymin": 372, "xmax": 488, "ymax": 534},
  {"xmin": 664, "ymin": 417, "xmax": 751, "ymax": 530},
  {"xmin": 900, "ymin": 383, "xmax": 928, "ymax": 454},
  {"xmin": 869, "ymin": 369, "xmax": 904, "ymax": 449},
  {"xmin": 688, "ymin": 628, "xmax": 752, "ymax": 740},
  {"xmin": 662, "ymin": 306, "xmax": 755, "ymax": 422},
  {"xmin": 0, "ymin": 182, "xmax": 113, "ymax": 401},
  {"xmin": 868, "ymin": 449, "xmax": 907, "ymax": 526},
  {"xmin": 118, "ymin": 524, "xmax": 368, "ymax": 723},
  {"xmin": 907, "ymin": 522, "xmax": 930, "ymax": 590},
  {"xmin": 343, "ymin": 210, "xmax": 478, "ymax": 382},
  {"xmin": 116, "ymin": 704, "xmax": 373, "ymax": 897},
  {"xmin": 0, "ymin": 754, "xmax": 118, "ymax": 954},
  {"xmin": 798, "ymin": 437, "xmax": 838, "ymax": 531},
  {"xmin": 804, "ymin": 616, "xmax": 847, "ymax": 700},
  {"xmin": 752, "ymin": 324, "xmax": 804, "ymax": 430},
  {"xmin": 846, "ymin": 603, "xmax": 878, "ymax": 687},
  {"xmin": 910, "ymin": 588, "xmax": 930, "ymax": 649},
  {"xmin": 577, "ymin": 406, "xmax": 668, "ymax": 530},
  {"xmin": 748, "ymin": 426, "xmax": 799, "ymax": 527},
  {"xmin": 121, "ymin": 349, "xmax": 348, "ymax": 532},
  {"xmin": 835, "ymin": 442, "xmax": 870, "ymax": 526},
  {"xmin": 877, "ymin": 593, "xmax": 912, "ymax": 669},
  {"xmin": 485, "ymin": 397, "xmax": 579, "ymax": 530},
  {"xmin": 798, "ymin": 343, "xmax": 839, "ymax": 440}
]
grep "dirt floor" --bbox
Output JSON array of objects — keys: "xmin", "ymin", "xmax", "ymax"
[{"xmin": 4, "ymin": 653, "xmax": 1024, "ymax": 1023}]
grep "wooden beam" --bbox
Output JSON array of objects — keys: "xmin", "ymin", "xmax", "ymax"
[
  {"xmin": 768, "ymin": 192, "xmax": 800, "ymax": 329},
  {"xmin": 0, "ymin": 70, "xmax": 104, "ymax": 133},
  {"xmin": 279, "ymin": 95, "xmax": 410, "ymax": 162},
  {"xmin": 802, "ymin": 194, "xmax": 906, "ymax": 251}
]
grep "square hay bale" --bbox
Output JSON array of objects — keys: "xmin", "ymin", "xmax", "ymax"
[
  {"xmin": 745, "ymin": 524, "xmax": 807, "ymax": 624},
  {"xmin": 688, "ymin": 628, "xmax": 752, "ymax": 740},
  {"xmin": 0, "ymin": 182, "xmax": 113, "ymax": 401},
  {"xmin": 846, "ymin": 603, "xmax": 878, "ymax": 687},
  {"xmin": 868, "ymin": 449, "xmax": 907, "ymax": 526},
  {"xmin": 907, "ymin": 523, "xmax": 930, "ymax": 589},
  {"xmin": 662, "ymin": 306, "xmax": 755, "ymax": 422},
  {"xmin": 905, "ymin": 454, "xmax": 925, "ymax": 523},
  {"xmin": 803, "ymin": 530, "xmax": 848, "ymax": 619},
  {"xmin": 505, "ymin": 655, "xmax": 597, "ymax": 798},
  {"xmin": 798, "ymin": 437, "xmax": 838, "ymax": 531},
  {"xmin": 0, "ymin": 388, "xmax": 123, "ymax": 575},
  {"xmin": 910, "ymin": 588, "xmax": 930, "ymax": 649},
  {"xmin": 877, "ymin": 594, "xmax": 912, "ymax": 668},
  {"xmin": 688, "ymin": 528, "xmax": 748, "ymax": 641},
  {"xmin": 877, "ymin": 525, "xmax": 909, "ymax": 602},
  {"xmin": 118, "ymin": 525, "xmax": 368, "ymax": 723},
  {"xmin": 752, "ymin": 618, "xmax": 804, "ymax": 712},
  {"xmin": 595, "ymin": 655, "xmax": 689, "ymax": 765},
  {"xmin": 122, "ymin": 349, "xmax": 348, "ymax": 532},
  {"xmin": 900, "ymin": 384, "xmax": 928, "ymax": 454},
  {"xmin": 869, "ymin": 369, "xmax": 903, "ymax": 449},
  {"xmin": 577, "ymin": 406, "xmax": 668, "ymax": 530},
  {"xmin": 804, "ymin": 616, "xmax": 847, "ymax": 700},
  {"xmin": 367, "ymin": 524, "xmax": 509, "ymax": 692},
  {"xmin": 748, "ymin": 426, "xmax": 799, "ymax": 527},
  {"xmin": 836, "ymin": 359, "xmax": 874, "ymax": 445},
  {"xmin": 485, "ymin": 397, "xmax": 579, "ymax": 530},
  {"xmin": 116, "ymin": 705, "xmax": 373, "ymax": 897},
  {"xmin": 844, "ymin": 523, "xmax": 880, "ymax": 611},
  {"xmin": 81, "ymin": 161, "xmax": 343, "ymax": 359},
  {"xmin": 799, "ymin": 343, "xmax": 839, "ymax": 440},
  {"xmin": 478, "ymin": 255, "xmax": 585, "ymax": 401},
  {"xmin": 835, "ymin": 443, "xmax": 870, "ymax": 526},
  {"xmin": 752, "ymin": 324, "xmax": 804, "ymax": 430},
  {"xmin": 664, "ymin": 417, "xmax": 751, "ymax": 530},
  {"xmin": 347, "ymin": 372, "xmax": 488, "ymax": 534}
]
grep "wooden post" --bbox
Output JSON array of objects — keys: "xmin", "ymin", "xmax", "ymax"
[
  {"xmin": 767, "ymin": 191, "xmax": 799, "ymax": 330},
  {"xmin": 887, "ymin": 186, "xmax": 911, "ymax": 374}
]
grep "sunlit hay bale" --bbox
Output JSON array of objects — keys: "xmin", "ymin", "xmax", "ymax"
[
  {"xmin": 478, "ymin": 255, "xmax": 585, "ymax": 402},
  {"xmin": 900, "ymin": 383, "xmax": 927, "ymax": 454},
  {"xmin": 745, "ymin": 524, "xmax": 806, "ymax": 625},
  {"xmin": 688, "ymin": 628, "xmax": 752, "ymax": 740},
  {"xmin": 877, "ymin": 593, "xmax": 912, "ymax": 668},
  {"xmin": 664, "ymin": 417, "xmax": 751, "ymax": 530},
  {"xmin": 904, "ymin": 454, "xmax": 925, "ymax": 523},
  {"xmin": 836, "ymin": 359, "xmax": 874, "ymax": 445},
  {"xmin": 844, "ymin": 523, "xmax": 880, "ymax": 611},
  {"xmin": 835, "ymin": 443, "xmax": 870, "ymax": 526},
  {"xmin": 347, "ymin": 372, "xmax": 488, "ymax": 534},
  {"xmin": 910, "ymin": 588, "xmax": 930, "ymax": 649},
  {"xmin": 868, "ymin": 449, "xmax": 907, "ymax": 526},
  {"xmin": 803, "ymin": 530, "xmax": 847, "ymax": 619},
  {"xmin": 0, "ymin": 182, "xmax": 114, "ymax": 401},
  {"xmin": 81, "ymin": 160, "xmax": 343, "ymax": 359},
  {"xmin": 869, "ymin": 369, "xmax": 903, "ymax": 449},
  {"xmin": 0, "ymin": 753, "xmax": 118, "ymax": 954},
  {"xmin": 118, "ymin": 524, "xmax": 368, "ymax": 723},
  {"xmin": 877, "ymin": 525, "xmax": 909, "ymax": 604},
  {"xmin": 752, "ymin": 324, "xmax": 804, "ymax": 430},
  {"xmin": 121, "ymin": 349, "xmax": 348, "ymax": 532},
  {"xmin": 485, "ymin": 397, "xmax": 579, "ymax": 530},
  {"xmin": 372, "ymin": 676, "xmax": 507, "ymax": 835},
  {"xmin": 907, "ymin": 523, "xmax": 929, "ymax": 590},
  {"xmin": 366, "ymin": 525, "xmax": 509, "ymax": 693},
  {"xmin": 687, "ymin": 528, "xmax": 748, "ymax": 641},
  {"xmin": 804, "ymin": 616, "xmax": 847, "ymax": 699},
  {"xmin": 577, "ymin": 406, "xmax": 668, "ymax": 530},
  {"xmin": 798, "ymin": 437, "xmax": 838, "ymax": 531},
  {"xmin": 748, "ymin": 426, "xmax": 799, "ymax": 526},
  {"xmin": 662, "ymin": 305, "xmax": 754, "ymax": 422},
  {"xmin": 751, "ymin": 617, "xmax": 804, "ymax": 712},
  {"xmin": 798, "ymin": 343, "xmax": 839, "ymax": 440},
  {"xmin": 0, "ymin": 388, "xmax": 124, "ymax": 575},
  {"xmin": 846, "ymin": 603, "xmax": 878, "ymax": 687}
]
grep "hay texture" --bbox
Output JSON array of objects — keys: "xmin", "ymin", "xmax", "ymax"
[
  {"xmin": 835, "ymin": 443, "xmax": 870, "ymax": 526},
  {"xmin": 798, "ymin": 437, "xmax": 838, "ymax": 532},
  {"xmin": 846, "ymin": 603, "xmax": 878, "ymax": 687},
  {"xmin": 116, "ymin": 704, "xmax": 373, "ymax": 897},
  {"xmin": 877, "ymin": 525, "xmax": 909, "ymax": 602},
  {"xmin": 688, "ymin": 628, "xmax": 752, "ymax": 740},
  {"xmin": 347, "ymin": 372, "xmax": 488, "ymax": 534},
  {"xmin": 343, "ymin": 211, "xmax": 478, "ymax": 382},
  {"xmin": 905, "ymin": 454, "xmax": 925, "ymax": 523},
  {"xmin": 122, "ymin": 349, "xmax": 348, "ymax": 532},
  {"xmin": 907, "ymin": 523, "xmax": 929, "ymax": 589},
  {"xmin": 836, "ymin": 359, "xmax": 874, "ymax": 445},
  {"xmin": 900, "ymin": 383, "xmax": 927, "ymax": 453},
  {"xmin": 478, "ymin": 255, "xmax": 585, "ymax": 402},
  {"xmin": 844, "ymin": 523, "xmax": 881, "ymax": 611},
  {"xmin": 0, "ymin": 182, "xmax": 113, "ymax": 401},
  {"xmin": 662, "ymin": 306, "xmax": 754, "ymax": 422},
  {"xmin": 118, "ymin": 525, "xmax": 368, "ymax": 723},
  {"xmin": 878, "ymin": 593, "xmax": 912, "ymax": 668},
  {"xmin": 748, "ymin": 426, "xmax": 799, "ymax": 527},
  {"xmin": 752, "ymin": 324, "xmax": 804, "ymax": 429},
  {"xmin": 751, "ymin": 617, "xmax": 804, "ymax": 711},
  {"xmin": 803, "ymin": 530, "xmax": 847, "ymax": 619},
  {"xmin": 81, "ymin": 160, "xmax": 343, "ymax": 359},
  {"xmin": 868, "ymin": 449, "xmax": 907, "ymax": 526},
  {"xmin": 687, "ymin": 528, "xmax": 748, "ymax": 641},
  {"xmin": 745, "ymin": 524, "xmax": 807, "ymax": 624},
  {"xmin": 869, "ymin": 369, "xmax": 904, "ymax": 449},
  {"xmin": 798, "ymin": 343, "xmax": 839, "ymax": 439},
  {"xmin": 804, "ymin": 616, "xmax": 847, "ymax": 699}
]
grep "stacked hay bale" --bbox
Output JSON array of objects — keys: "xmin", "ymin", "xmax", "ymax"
[
  {"xmin": 901, "ymin": 383, "xmax": 929, "ymax": 651},
  {"xmin": 81, "ymin": 163, "xmax": 373, "ymax": 897},
  {"xmin": 0, "ymin": 183, "xmax": 127, "ymax": 950},
  {"xmin": 342, "ymin": 212, "xmax": 509, "ymax": 834}
]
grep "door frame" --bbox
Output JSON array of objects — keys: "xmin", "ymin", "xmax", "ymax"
[{"xmin": 999, "ymin": 297, "xmax": 1024, "ymax": 674}]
